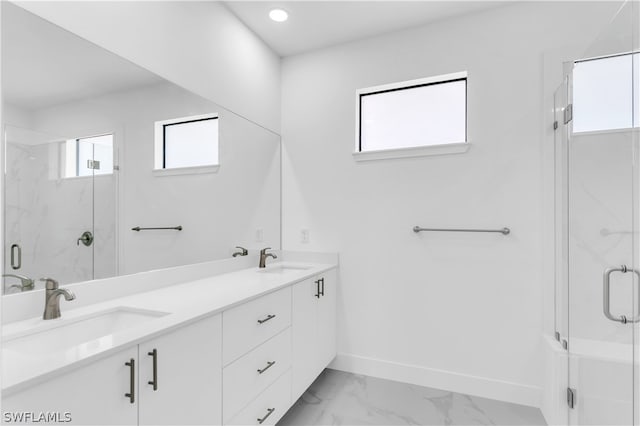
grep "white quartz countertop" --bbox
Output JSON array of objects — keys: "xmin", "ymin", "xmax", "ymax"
[{"xmin": 2, "ymin": 261, "xmax": 336, "ymax": 395}]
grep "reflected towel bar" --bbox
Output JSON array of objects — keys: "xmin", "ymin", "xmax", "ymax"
[
  {"xmin": 132, "ymin": 226, "xmax": 183, "ymax": 232},
  {"xmin": 413, "ymin": 226, "xmax": 510, "ymax": 235}
]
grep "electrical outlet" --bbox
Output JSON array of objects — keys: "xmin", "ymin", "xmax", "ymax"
[
  {"xmin": 256, "ymin": 228, "xmax": 264, "ymax": 242},
  {"xmin": 301, "ymin": 229, "xmax": 310, "ymax": 244}
]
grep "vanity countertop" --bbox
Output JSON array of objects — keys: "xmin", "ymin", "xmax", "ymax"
[{"xmin": 2, "ymin": 261, "xmax": 336, "ymax": 395}]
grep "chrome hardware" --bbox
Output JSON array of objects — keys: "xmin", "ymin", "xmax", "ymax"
[
  {"xmin": 10, "ymin": 243, "xmax": 21, "ymax": 270},
  {"xmin": 315, "ymin": 278, "xmax": 324, "ymax": 298},
  {"xmin": 125, "ymin": 358, "xmax": 135, "ymax": 403},
  {"xmin": 87, "ymin": 159, "xmax": 101, "ymax": 170},
  {"xmin": 413, "ymin": 226, "xmax": 510, "ymax": 235},
  {"xmin": 148, "ymin": 349, "xmax": 158, "ymax": 391},
  {"xmin": 3, "ymin": 273, "xmax": 34, "ymax": 292},
  {"xmin": 233, "ymin": 246, "xmax": 248, "ymax": 257},
  {"xmin": 77, "ymin": 231, "xmax": 94, "ymax": 247},
  {"xmin": 564, "ymin": 104, "xmax": 573, "ymax": 124},
  {"xmin": 257, "ymin": 361, "xmax": 275, "ymax": 374},
  {"xmin": 603, "ymin": 265, "xmax": 640, "ymax": 324},
  {"xmin": 562, "ymin": 339, "xmax": 568, "ymax": 350},
  {"xmin": 41, "ymin": 278, "xmax": 75, "ymax": 320},
  {"xmin": 257, "ymin": 408, "xmax": 275, "ymax": 424},
  {"xmin": 259, "ymin": 247, "xmax": 277, "ymax": 268},
  {"xmin": 131, "ymin": 226, "xmax": 182, "ymax": 231},
  {"xmin": 567, "ymin": 388, "xmax": 576, "ymax": 409},
  {"xmin": 257, "ymin": 314, "xmax": 276, "ymax": 324},
  {"xmin": 554, "ymin": 331, "xmax": 560, "ymax": 342}
]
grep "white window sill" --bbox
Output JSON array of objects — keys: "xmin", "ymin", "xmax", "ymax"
[
  {"xmin": 352, "ymin": 142, "xmax": 470, "ymax": 162},
  {"xmin": 153, "ymin": 164, "xmax": 220, "ymax": 177}
]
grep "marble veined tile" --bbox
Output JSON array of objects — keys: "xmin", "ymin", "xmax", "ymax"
[{"xmin": 279, "ymin": 369, "xmax": 546, "ymax": 426}]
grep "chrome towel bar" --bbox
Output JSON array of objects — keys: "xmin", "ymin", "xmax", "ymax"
[
  {"xmin": 132, "ymin": 226, "xmax": 183, "ymax": 232},
  {"xmin": 413, "ymin": 226, "xmax": 510, "ymax": 235}
]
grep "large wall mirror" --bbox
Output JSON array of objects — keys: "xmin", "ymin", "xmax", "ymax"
[{"xmin": 1, "ymin": 3, "xmax": 281, "ymax": 294}]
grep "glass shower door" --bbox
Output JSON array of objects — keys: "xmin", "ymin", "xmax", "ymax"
[{"xmin": 564, "ymin": 2, "xmax": 637, "ymax": 424}]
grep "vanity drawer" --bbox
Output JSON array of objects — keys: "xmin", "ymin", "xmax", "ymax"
[
  {"xmin": 226, "ymin": 370, "xmax": 292, "ymax": 426},
  {"xmin": 223, "ymin": 327, "xmax": 292, "ymax": 422},
  {"xmin": 223, "ymin": 286, "xmax": 291, "ymax": 365}
]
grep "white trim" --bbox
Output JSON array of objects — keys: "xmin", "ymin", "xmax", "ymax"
[
  {"xmin": 152, "ymin": 164, "xmax": 220, "ymax": 177},
  {"xmin": 329, "ymin": 352, "xmax": 541, "ymax": 408},
  {"xmin": 353, "ymin": 142, "xmax": 470, "ymax": 162},
  {"xmin": 355, "ymin": 71, "xmax": 468, "ymax": 157}
]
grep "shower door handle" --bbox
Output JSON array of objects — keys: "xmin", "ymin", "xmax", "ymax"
[
  {"xmin": 603, "ymin": 265, "xmax": 640, "ymax": 324},
  {"xmin": 10, "ymin": 244, "xmax": 21, "ymax": 270}
]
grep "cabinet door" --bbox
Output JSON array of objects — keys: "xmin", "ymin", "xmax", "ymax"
[
  {"xmin": 291, "ymin": 278, "xmax": 319, "ymax": 399},
  {"xmin": 3, "ymin": 347, "xmax": 138, "ymax": 425},
  {"xmin": 138, "ymin": 314, "xmax": 222, "ymax": 426},
  {"xmin": 317, "ymin": 269, "xmax": 337, "ymax": 370}
]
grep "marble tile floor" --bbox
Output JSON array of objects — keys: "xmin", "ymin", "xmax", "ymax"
[{"xmin": 279, "ymin": 369, "xmax": 546, "ymax": 426}]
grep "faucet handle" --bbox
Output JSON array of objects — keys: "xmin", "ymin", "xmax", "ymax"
[
  {"xmin": 235, "ymin": 246, "xmax": 248, "ymax": 255},
  {"xmin": 260, "ymin": 247, "xmax": 272, "ymax": 255},
  {"xmin": 40, "ymin": 277, "xmax": 59, "ymax": 290}
]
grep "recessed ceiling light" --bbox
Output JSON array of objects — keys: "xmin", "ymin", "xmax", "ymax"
[{"xmin": 269, "ymin": 9, "xmax": 288, "ymax": 22}]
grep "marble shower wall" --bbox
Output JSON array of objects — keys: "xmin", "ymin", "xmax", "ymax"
[{"xmin": 4, "ymin": 137, "xmax": 116, "ymax": 291}]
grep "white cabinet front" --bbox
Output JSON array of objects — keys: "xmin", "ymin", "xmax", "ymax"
[
  {"xmin": 3, "ymin": 346, "xmax": 138, "ymax": 425},
  {"xmin": 138, "ymin": 314, "xmax": 222, "ymax": 425}
]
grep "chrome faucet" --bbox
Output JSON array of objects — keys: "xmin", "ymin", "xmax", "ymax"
[
  {"xmin": 232, "ymin": 246, "xmax": 248, "ymax": 257},
  {"xmin": 41, "ymin": 278, "xmax": 75, "ymax": 320},
  {"xmin": 259, "ymin": 247, "xmax": 277, "ymax": 268},
  {"xmin": 2, "ymin": 273, "xmax": 35, "ymax": 292}
]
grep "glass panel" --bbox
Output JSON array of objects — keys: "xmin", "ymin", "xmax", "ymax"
[
  {"xmin": 566, "ymin": 2, "xmax": 636, "ymax": 425},
  {"xmin": 164, "ymin": 118, "xmax": 219, "ymax": 168},
  {"xmin": 359, "ymin": 78, "xmax": 466, "ymax": 151}
]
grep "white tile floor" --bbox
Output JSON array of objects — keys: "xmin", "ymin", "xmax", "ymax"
[{"xmin": 279, "ymin": 369, "xmax": 546, "ymax": 425}]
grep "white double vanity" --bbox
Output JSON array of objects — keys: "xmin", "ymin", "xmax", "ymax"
[{"xmin": 2, "ymin": 253, "xmax": 338, "ymax": 425}]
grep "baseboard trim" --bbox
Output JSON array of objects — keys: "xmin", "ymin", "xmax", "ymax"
[{"xmin": 329, "ymin": 353, "xmax": 541, "ymax": 408}]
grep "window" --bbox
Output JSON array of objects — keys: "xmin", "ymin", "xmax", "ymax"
[
  {"xmin": 154, "ymin": 113, "xmax": 219, "ymax": 171},
  {"xmin": 572, "ymin": 53, "xmax": 638, "ymax": 133},
  {"xmin": 355, "ymin": 72, "xmax": 467, "ymax": 160},
  {"xmin": 63, "ymin": 134, "xmax": 113, "ymax": 178}
]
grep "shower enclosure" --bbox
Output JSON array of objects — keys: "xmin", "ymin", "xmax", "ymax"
[
  {"xmin": 2, "ymin": 126, "xmax": 117, "ymax": 293},
  {"xmin": 553, "ymin": 1, "xmax": 639, "ymax": 424}
]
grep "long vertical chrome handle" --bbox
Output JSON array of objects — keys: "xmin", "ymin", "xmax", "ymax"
[
  {"xmin": 148, "ymin": 349, "xmax": 158, "ymax": 391},
  {"xmin": 125, "ymin": 358, "xmax": 135, "ymax": 403},
  {"xmin": 10, "ymin": 244, "xmax": 21, "ymax": 270},
  {"xmin": 603, "ymin": 265, "xmax": 640, "ymax": 324}
]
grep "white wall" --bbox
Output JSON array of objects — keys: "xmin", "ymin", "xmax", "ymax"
[
  {"xmin": 13, "ymin": 1, "xmax": 281, "ymax": 133},
  {"xmin": 281, "ymin": 1, "xmax": 622, "ymax": 407}
]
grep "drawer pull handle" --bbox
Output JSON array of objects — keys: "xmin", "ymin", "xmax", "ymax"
[
  {"xmin": 319, "ymin": 277, "xmax": 325, "ymax": 296},
  {"xmin": 257, "ymin": 408, "xmax": 275, "ymax": 424},
  {"xmin": 257, "ymin": 314, "xmax": 276, "ymax": 324},
  {"xmin": 125, "ymin": 358, "xmax": 135, "ymax": 404},
  {"xmin": 315, "ymin": 279, "xmax": 321, "ymax": 298},
  {"xmin": 148, "ymin": 349, "xmax": 158, "ymax": 391},
  {"xmin": 257, "ymin": 361, "xmax": 276, "ymax": 374}
]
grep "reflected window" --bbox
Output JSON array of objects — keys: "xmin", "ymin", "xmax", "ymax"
[
  {"xmin": 357, "ymin": 73, "xmax": 467, "ymax": 153},
  {"xmin": 64, "ymin": 134, "xmax": 113, "ymax": 178},
  {"xmin": 154, "ymin": 114, "xmax": 219, "ymax": 170},
  {"xmin": 573, "ymin": 53, "xmax": 638, "ymax": 133}
]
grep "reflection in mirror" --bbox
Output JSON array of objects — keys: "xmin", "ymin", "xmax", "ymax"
[{"xmin": 1, "ymin": 3, "xmax": 281, "ymax": 294}]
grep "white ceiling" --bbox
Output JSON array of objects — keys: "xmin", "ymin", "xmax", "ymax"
[
  {"xmin": 224, "ymin": 1, "xmax": 509, "ymax": 57},
  {"xmin": 2, "ymin": 3, "xmax": 164, "ymax": 111}
]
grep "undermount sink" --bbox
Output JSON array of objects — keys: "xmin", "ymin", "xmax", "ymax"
[
  {"xmin": 258, "ymin": 264, "xmax": 312, "ymax": 274},
  {"xmin": 3, "ymin": 307, "xmax": 169, "ymax": 354}
]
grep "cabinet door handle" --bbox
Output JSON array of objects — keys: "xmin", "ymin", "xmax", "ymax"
[
  {"xmin": 148, "ymin": 349, "xmax": 158, "ymax": 391},
  {"xmin": 125, "ymin": 358, "xmax": 135, "ymax": 404},
  {"xmin": 257, "ymin": 408, "xmax": 275, "ymax": 424},
  {"xmin": 320, "ymin": 278, "xmax": 325, "ymax": 296},
  {"xmin": 315, "ymin": 279, "xmax": 321, "ymax": 298},
  {"xmin": 257, "ymin": 314, "xmax": 276, "ymax": 324},
  {"xmin": 257, "ymin": 361, "xmax": 276, "ymax": 374}
]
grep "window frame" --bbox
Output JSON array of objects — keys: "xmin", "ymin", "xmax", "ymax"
[
  {"xmin": 354, "ymin": 71, "xmax": 469, "ymax": 161},
  {"xmin": 63, "ymin": 132, "xmax": 114, "ymax": 179},
  {"xmin": 153, "ymin": 113, "xmax": 220, "ymax": 175}
]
